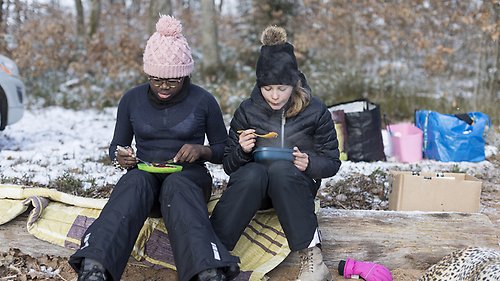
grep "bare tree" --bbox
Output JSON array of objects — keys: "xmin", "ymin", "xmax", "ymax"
[
  {"xmin": 0, "ymin": 0, "xmax": 4, "ymax": 33},
  {"xmin": 489, "ymin": 7, "xmax": 499, "ymax": 101},
  {"xmin": 123, "ymin": 0, "xmax": 141, "ymax": 27},
  {"xmin": 159, "ymin": 0, "xmax": 173, "ymax": 15},
  {"xmin": 88, "ymin": 0, "xmax": 101, "ymax": 38},
  {"xmin": 130, "ymin": 0, "xmax": 141, "ymax": 14},
  {"xmin": 200, "ymin": 0, "xmax": 221, "ymax": 79},
  {"xmin": 217, "ymin": 0, "xmax": 223, "ymax": 13},
  {"xmin": 75, "ymin": 0, "xmax": 85, "ymax": 38},
  {"xmin": 14, "ymin": 0, "xmax": 21, "ymax": 26},
  {"xmin": 148, "ymin": 0, "xmax": 172, "ymax": 34}
]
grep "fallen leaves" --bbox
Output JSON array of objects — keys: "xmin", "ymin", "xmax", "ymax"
[{"xmin": 0, "ymin": 248, "xmax": 72, "ymax": 280}]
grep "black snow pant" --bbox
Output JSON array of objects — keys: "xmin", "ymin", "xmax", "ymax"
[
  {"xmin": 69, "ymin": 164, "xmax": 239, "ymax": 281},
  {"xmin": 210, "ymin": 161, "xmax": 320, "ymax": 252}
]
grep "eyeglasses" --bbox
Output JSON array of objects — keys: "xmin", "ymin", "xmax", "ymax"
[{"xmin": 148, "ymin": 76, "xmax": 183, "ymax": 89}]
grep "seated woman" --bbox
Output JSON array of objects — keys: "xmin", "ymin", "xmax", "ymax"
[
  {"xmin": 210, "ymin": 26, "xmax": 341, "ymax": 281},
  {"xmin": 69, "ymin": 15, "xmax": 239, "ymax": 281}
]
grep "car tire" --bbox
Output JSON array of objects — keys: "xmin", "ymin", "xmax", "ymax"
[{"xmin": 0, "ymin": 88, "xmax": 7, "ymax": 130}]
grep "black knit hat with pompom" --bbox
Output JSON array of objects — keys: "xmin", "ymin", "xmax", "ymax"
[{"xmin": 256, "ymin": 26, "xmax": 299, "ymax": 87}]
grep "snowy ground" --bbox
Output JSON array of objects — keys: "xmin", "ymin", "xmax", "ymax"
[{"xmin": 0, "ymin": 107, "xmax": 498, "ymax": 202}]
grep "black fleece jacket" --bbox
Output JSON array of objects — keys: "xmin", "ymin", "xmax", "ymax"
[{"xmin": 223, "ymin": 75, "xmax": 341, "ymax": 179}]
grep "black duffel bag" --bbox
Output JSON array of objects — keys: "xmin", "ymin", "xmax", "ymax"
[{"xmin": 328, "ymin": 99, "xmax": 386, "ymax": 162}]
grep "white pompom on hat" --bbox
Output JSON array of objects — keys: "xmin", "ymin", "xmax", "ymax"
[{"xmin": 143, "ymin": 15, "xmax": 194, "ymax": 78}]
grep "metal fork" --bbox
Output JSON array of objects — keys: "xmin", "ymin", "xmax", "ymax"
[{"xmin": 117, "ymin": 145, "xmax": 152, "ymax": 165}]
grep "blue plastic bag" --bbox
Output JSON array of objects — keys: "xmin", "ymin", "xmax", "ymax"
[{"xmin": 415, "ymin": 110, "xmax": 491, "ymax": 162}]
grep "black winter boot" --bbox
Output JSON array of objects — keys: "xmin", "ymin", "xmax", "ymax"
[
  {"xmin": 223, "ymin": 264, "xmax": 240, "ymax": 280},
  {"xmin": 197, "ymin": 268, "xmax": 226, "ymax": 281},
  {"xmin": 78, "ymin": 258, "xmax": 108, "ymax": 281}
]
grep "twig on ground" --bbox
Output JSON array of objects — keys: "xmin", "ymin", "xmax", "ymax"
[
  {"xmin": 56, "ymin": 272, "xmax": 68, "ymax": 281},
  {"xmin": 336, "ymin": 202, "xmax": 347, "ymax": 209},
  {"xmin": 0, "ymin": 275, "xmax": 19, "ymax": 280},
  {"xmin": 8, "ymin": 264, "xmax": 22, "ymax": 273}
]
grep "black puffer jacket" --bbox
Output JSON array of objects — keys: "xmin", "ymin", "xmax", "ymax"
[{"xmin": 223, "ymin": 75, "xmax": 341, "ymax": 180}]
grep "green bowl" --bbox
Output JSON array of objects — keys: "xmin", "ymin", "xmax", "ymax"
[{"xmin": 137, "ymin": 163, "xmax": 183, "ymax": 173}]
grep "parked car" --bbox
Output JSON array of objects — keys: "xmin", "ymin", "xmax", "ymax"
[{"xmin": 0, "ymin": 54, "xmax": 26, "ymax": 130}]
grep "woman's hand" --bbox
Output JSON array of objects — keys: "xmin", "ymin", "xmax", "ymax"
[
  {"xmin": 116, "ymin": 146, "xmax": 137, "ymax": 169},
  {"xmin": 175, "ymin": 144, "xmax": 210, "ymax": 163},
  {"xmin": 292, "ymin": 146, "xmax": 309, "ymax": 172},
  {"xmin": 238, "ymin": 129, "xmax": 256, "ymax": 153}
]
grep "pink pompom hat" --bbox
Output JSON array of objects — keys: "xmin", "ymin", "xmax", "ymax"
[{"xmin": 143, "ymin": 15, "xmax": 194, "ymax": 78}]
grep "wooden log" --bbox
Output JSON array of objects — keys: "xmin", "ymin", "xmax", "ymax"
[
  {"xmin": 1, "ymin": 209, "xmax": 498, "ymax": 280},
  {"xmin": 0, "ymin": 212, "xmax": 74, "ymax": 257},
  {"xmin": 318, "ymin": 209, "xmax": 498, "ymax": 270},
  {"xmin": 270, "ymin": 209, "xmax": 499, "ymax": 280}
]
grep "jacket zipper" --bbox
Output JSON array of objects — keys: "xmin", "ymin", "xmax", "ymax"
[{"xmin": 281, "ymin": 109, "xmax": 286, "ymax": 148}]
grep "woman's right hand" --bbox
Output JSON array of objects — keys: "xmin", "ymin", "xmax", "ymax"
[
  {"xmin": 116, "ymin": 146, "xmax": 137, "ymax": 169},
  {"xmin": 238, "ymin": 129, "xmax": 256, "ymax": 153}
]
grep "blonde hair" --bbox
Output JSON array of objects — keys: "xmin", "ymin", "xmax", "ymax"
[{"xmin": 285, "ymin": 79, "xmax": 311, "ymax": 117}]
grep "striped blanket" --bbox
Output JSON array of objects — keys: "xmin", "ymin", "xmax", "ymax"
[{"xmin": 0, "ymin": 184, "xmax": 293, "ymax": 281}]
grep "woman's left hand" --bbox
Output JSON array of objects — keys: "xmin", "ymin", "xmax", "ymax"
[
  {"xmin": 292, "ymin": 146, "xmax": 309, "ymax": 172},
  {"xmin": 174, "ymin": 144, "xmax": 208, "ymax": 163}
]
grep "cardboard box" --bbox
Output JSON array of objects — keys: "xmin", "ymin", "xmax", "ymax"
[{"xmin": 388, "ymin": 171, "xmax": 482, "ymax": 213}]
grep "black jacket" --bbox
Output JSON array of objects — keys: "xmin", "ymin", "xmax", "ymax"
[{"xmin": 223, "ymin": 75, "xmax": 341, "ymax": 180}]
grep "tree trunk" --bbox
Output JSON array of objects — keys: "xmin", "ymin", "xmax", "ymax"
[
  {"xmin": 128, "ymin": 0, "xmax": 141, "ymax": 16},
  {"xmin": 124, "ymin": 0, "xmax": 140, "ymax": 27},
  {"xmin": 4, "ymin": 0, "xmax": 9, "ymax": 27},
  {"xmin": 200, "ymin": 0, "xmax": 221, "ymax": 80},
  {"xmin": 74, "ymin": 0, "xmax": 85, "ymax": 39},
  {"xmin": 472, "ymin": 33, "xmax": 484, "ymax": 110},
  {"xmin": 88, "ymin": 0, "xmax": 101, "ymax": 38},
  {"xmin": 218, "ymin": 0, "xmax": 223, "ymax": 13},
  {"xmin": 130, "ymin": 0, "xmax": 141, "ymax": 13},
  {"xmin": 14, "ymin": 0, "xmax": 21, "ymax": 26},
  {"xmin": 147, "ymin": 1, "xmax": 156, "ymax": 35},
  {"xmin": 148, "ymin": 0, "xmax": 172, "ymax": 35},
  {"xmin": 0, "ymin": 0, "xmax": 4, "ymax": 34},
  {"xmin": 159, "ymin": 0, "xmax": 172, "ymax": 15},
  {"xmin": 489, "ymin": 9, "xmax": 499, "ymax": 101}
]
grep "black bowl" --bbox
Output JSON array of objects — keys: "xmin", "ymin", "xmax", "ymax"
[{"xmin": 253, "ymin": 147, "xmax": 294, "ymax": 164}]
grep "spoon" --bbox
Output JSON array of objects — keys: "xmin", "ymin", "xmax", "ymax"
[{"xmin": 237, "ymin": 130, "xmax": 279, "ymax": 138}]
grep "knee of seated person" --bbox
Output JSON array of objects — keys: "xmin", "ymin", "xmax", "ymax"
[
  {"xmin": 115, "ymin": 179, "xmax": 155, "ymax": 200},
  {"xmin": 119, "ymin": 169, "xmax": 155, "ymax": 187},
  {"xmin": 128, "ymin": 179, "xmax": 155, "ymax": 196},
  {"xmin": 162, "ymin": 173, "xmax": 192, "ymax": 189},
  {"xmin": 267, "ymin": 160, "xmax": 296, "ymax": 174},
  {"xmin": 159, "ymin": 174, "xmax": 194, "ymax": 199},
  {"xmin": 232, "ymin": 162, "xmax": 268, "ymax": 179}
]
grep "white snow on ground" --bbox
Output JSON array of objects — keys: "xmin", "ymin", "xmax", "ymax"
[{"xmin": 0, "ymin": 107, "xmax": 497, "ymax": 190}]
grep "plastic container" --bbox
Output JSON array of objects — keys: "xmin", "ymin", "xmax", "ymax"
[
  {"xmin": 387, "ymin": 123, "xmax": 423, "ymax": 163},
  {"xmin": 253, "ymin": 147, "xmax": 294, "ymax": 164},
  {"xmin": 381, "ymin": 129, "xmax": 392, "ymax": 157}
]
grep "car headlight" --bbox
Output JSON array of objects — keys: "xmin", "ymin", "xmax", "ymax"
[{"xmin": 0, "ymin": 56, "xmax": 20, "ymax": 77}]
